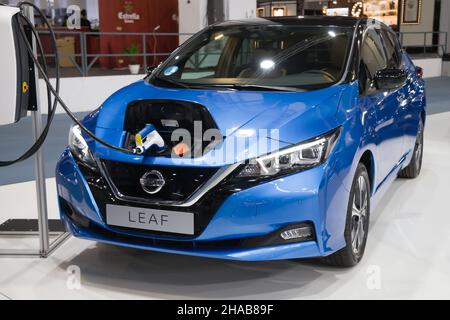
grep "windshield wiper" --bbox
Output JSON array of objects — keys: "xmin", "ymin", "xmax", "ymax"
[
  {"xmin": 152, "ymin": 77, "xmax": 303, "ymax": 92},
  {"xmin": 152, "ymin": 76, "xmax": 235, "ymax": 91},
  {"xmin": 228, "ymin": 84, "xmax": 304, "ymax": 92},
  {"xmin": 153, "ymin": 75, "xmax": 190, "ymax": 89}
]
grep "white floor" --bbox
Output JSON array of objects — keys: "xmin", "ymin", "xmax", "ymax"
[{"xmin": 0, "ymin": 112, "xmax": 449, "ymax": 300}]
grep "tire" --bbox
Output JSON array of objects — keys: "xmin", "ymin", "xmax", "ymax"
[
  {"xmin": 321, "ymin": 163, "xmax": 371, "ymax": 267},
  {"xmin": 398, "ymin": 118, "xmax": 424, "ymax": 179}
]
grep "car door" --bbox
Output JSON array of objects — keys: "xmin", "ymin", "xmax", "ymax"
[
  {"xmin": 382, "ymin": 28, "xmax": 420, "ymax": 156},
  {"xmin": 380, "ymin": 28, "xmax": 412, "ymax": 157},
  {"xmin": 359, "ymin": 28, "xmax": 405, "ymax": 184}
]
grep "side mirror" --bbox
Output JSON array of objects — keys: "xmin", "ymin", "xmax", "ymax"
[{"xmin": 374, "ymin": 68, "xmax": 408, "ymax": 90}]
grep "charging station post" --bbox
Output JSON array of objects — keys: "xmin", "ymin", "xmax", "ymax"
[
  {"xmin": 25, "ymin": 4, "xmax": 50, "ymax": 257},
  {"xmin": 0, "ymin": 5, "xmax": 69, "ymax": 258},
  {"xmin": 1, "ymin": 2, "xmax": 133, "ymax": 257}
]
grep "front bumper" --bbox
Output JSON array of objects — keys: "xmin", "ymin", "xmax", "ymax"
[{"xmin": 56, "ymin": 149, "xmax": 350, "ymax": 261}]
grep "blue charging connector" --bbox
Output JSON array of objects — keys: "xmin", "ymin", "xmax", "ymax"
[{"xmin": 135, "ymin": 124, "xmax": 166, "ymax": 154}]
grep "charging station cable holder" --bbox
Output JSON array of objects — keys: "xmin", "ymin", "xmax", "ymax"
[{"xmin": 0, "ymin": 5, "xmax": 70, "ymax": 258}]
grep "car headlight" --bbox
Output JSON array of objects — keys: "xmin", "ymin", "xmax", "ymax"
[
  {"xmin": 237, "ymin": 128, "xmax": 341, "ymax": 178},
  {"xmin": 68, "ymin": 125, "xmax": 96, "ymax": 168}
]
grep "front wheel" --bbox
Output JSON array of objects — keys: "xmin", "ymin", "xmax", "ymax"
[{"xmin": 321, "ymin": 163, "xmax": 371, "ymax": 267}]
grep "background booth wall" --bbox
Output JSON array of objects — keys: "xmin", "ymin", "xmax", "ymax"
[{"xmin": 99, "ymin": 0, "xmax": 179, "ymax": 69}]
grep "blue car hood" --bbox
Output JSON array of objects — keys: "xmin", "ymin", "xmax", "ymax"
[{"xmin": 92, "ymin": 80, "xmax": 347, "ymax": 166}]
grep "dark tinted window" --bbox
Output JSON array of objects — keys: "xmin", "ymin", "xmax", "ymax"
[
  {"xmin": 154, "ymin": 25, "xmax": 353, "ymax": 90},
  {"xmin": 381, "ymin": 29, "xmax": 401, "ymax": 68},
  {"xmin": 360, "ymin": 28, "xmax": 387, "ymax": 78}
]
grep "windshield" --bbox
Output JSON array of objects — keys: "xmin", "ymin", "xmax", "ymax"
[{"xmin": 152, "ymin": 24, "xmax": 353, "ymax": 90}]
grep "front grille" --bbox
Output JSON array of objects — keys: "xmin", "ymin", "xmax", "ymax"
[{"xmin": 102, "ymin": 160, "xmax": 219, "ymax": 203}]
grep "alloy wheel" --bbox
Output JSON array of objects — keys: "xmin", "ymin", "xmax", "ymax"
[
  {"xmin": 351, "ymin": 175, "xmax": 368, "ymax": 255},
  {"xmin": 414, "ymin": 122, "xmax": 424, "ymax": 172}
]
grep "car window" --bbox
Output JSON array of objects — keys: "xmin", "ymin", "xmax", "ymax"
[
  {"xmin": 381, "ymin": 29, "xmax": 401, "ymax": 69},
  {"xmin": 156, "ymin": 26, "xmax": 353, "ymax": 90},
  {"xmin": 181, "ymin": 34, "xmax": 230, "ymax": 80},
  {"xmin": 360, "ymin": 29, "xmax": 387, "ymax": 79},
  {"xmin": 234, "ymin": 38, "xmax": 256, "ymax": 70},
  {"xmin": 386, "ymin": 29, "xmax": 403, "ymax": 67}
]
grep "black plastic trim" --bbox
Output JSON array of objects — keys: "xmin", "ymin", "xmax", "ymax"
[
  {"xmin": 62, "ymin": 198, "xmax": 316, "ymax": 251},
  {"xmin": 11, "ymin": 14, "xmax": 33, "ymax": 121}
]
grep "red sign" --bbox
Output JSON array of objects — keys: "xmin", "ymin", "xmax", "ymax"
[{"xmin": 99, "ymin": 0, "xmax": 179, "ymax": 69}]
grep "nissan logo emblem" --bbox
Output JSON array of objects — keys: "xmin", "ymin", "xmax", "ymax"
[{"xmin": 140, "ymin": 170, "xmax": 166, "ymax": 195}]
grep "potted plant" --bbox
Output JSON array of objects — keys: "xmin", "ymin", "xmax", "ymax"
[{"xmin": 123, "ymin": 44, "xmax": 141, "ymax": 74}]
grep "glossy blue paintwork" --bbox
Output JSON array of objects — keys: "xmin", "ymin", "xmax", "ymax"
[
  {"xmin": 56, "ymin": 50, "xmax": 426, "ymax": 261},
  {"xmin": 89, "ymin": 81, "xmax": 346, "ymax": 166}
]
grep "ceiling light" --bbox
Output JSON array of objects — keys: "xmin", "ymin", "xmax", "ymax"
[{"xmin": 260, "ymin": 59, "xmax": 275, "ymax": 70}]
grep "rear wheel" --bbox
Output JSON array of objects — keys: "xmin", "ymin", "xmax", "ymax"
[
  {"xmin": 398, "ymin": 118, "xmax": 424, "ymax": 179},
  {"xmin": 321, "ymin": 163, "xmax": 370, "ymax": 267}
]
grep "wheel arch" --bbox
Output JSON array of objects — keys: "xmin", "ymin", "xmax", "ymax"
[
  {"xmin": 359, "ymin": 150, "xmax": 375, "ymax": 195},
  {"xmin": 420, "ymin": 109, "xmax": 426, "ymax": 126}
]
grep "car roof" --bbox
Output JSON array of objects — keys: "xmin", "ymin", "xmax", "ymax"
[{"xmin": 215, "ymin": 16, "xmax": 361, "ymax": 28}]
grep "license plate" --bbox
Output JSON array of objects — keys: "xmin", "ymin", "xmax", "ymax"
[{"xmin": 106, "ymin": 204, "xmax": 194, "ymax": 235}]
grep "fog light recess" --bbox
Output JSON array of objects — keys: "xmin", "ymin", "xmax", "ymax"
[{"xmin": 280, "ymin": 226, "xmax": 313, "ymax": 241}]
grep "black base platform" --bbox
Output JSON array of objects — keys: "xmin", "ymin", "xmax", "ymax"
[{"xmin": 0, "ymin": 219, "xmax": 65, "ymax": 233}]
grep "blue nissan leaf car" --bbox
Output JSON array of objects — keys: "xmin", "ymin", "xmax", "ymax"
[{"xmin": 56, "ymin": 16, "xmax": 426, "ymax": 267}]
